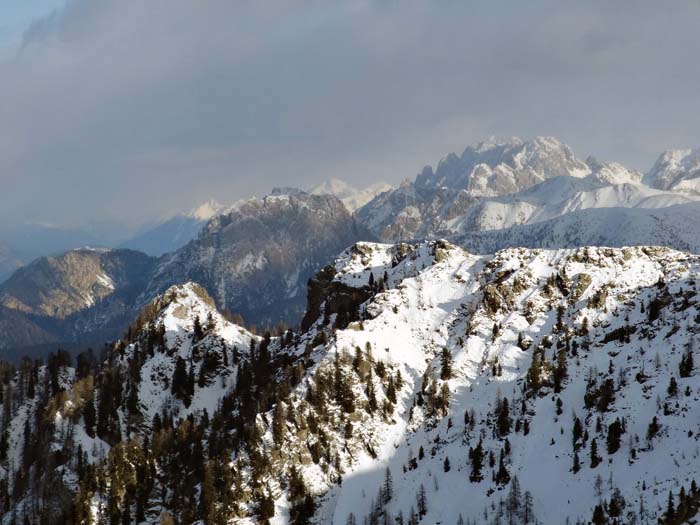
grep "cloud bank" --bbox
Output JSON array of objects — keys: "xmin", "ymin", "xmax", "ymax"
[{"xmin": 2, "ymin": 0, "xmax": 700, "ymax": 228}]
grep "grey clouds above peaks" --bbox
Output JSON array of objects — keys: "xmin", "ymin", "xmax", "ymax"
[{"xmin": 1, "ymin": 1, "xmax": 700, "ymax": 229}]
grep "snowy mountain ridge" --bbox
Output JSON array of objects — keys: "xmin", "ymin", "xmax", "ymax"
[
  {"xmin": 357, "ymin": 137, "xmax": 700, "ymax": 243},
  {"xmin": 4, "ymin": 240, "xmax": 700, "ymax": 524}
]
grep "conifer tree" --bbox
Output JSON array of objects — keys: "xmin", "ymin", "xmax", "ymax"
[
  {"xmin": 606, "ymin": 418, "xmax": 623, "ymax": 455},
  {"xmin": 506, "ymin": 476, "xmax": 522, "ymax": 521},
  {"xmin": 469, "ymin": 439, "xmax": 484, "ymax": 482},
  {"xmin": 680, "ymin": 344, "xmax": 694, "ymax": 377},
  {"xmin": 171, "ymin": 357, "xmax": 188, "ymax": 398},
  {"xmin": 366, "ymin": 369, "xmax": 378, "ymax": 413},
  {"xmin": 590, "ymin": 438, "xmax": 601, "ymax": 468},
  {"xmin": 206, "ymin": 311, "xmax": 216, "ymax": 333},
  {"xmin": 440, "ymin": 347, "xmax": 453, "ymax": 380},
  {"xmin": 386, "ymin": 376, "xmax": 397, "ymax": 405},
  {"xmin": 666, "ymin": 491, "xmax": 675, "ymax": 522},
  {"xmin": 591, "ymin": 504, "xmax": 606, "ymax": 525},
  {"xmin": 572, "ymin": 415, "xmax": 583, "ymax": 449},
  {"xmin": 193, "ymin": 315, "xmax": 204, "ymax": 341},
  {"xmin": 83, "ymin": 395, "xmax": 96, "ymax": 438},
  {"xmin": 668, "ymin": 376, "xmax": 678, "ymax": 397},
  {"xmin": 417, "ymin": 485, "xmax": 427, "ymax": 517},
  {"xmin": 526, "ymin": 351, "xmax": 543, "ymax": 393},
  {"xmin": 496, "ymin": 397, "xmax": 512, "ymax": 437},
  {"xmin": 495, "ymin": 450, "xmax": 510, "ymax": 485},
  {"xmin": 572, "ymin": 451, "xmax": 580, "ymax": 473},
  {"xmin": 553, "ymin": 348, "xmax": 568, "ymax": 393},
  {"xmin": 382, "ymin": 467, "xmax": 393, "ymax": 504},
  {"xmin": 647, "ymin": 416, "xmax": 661, "ymax": 444}
]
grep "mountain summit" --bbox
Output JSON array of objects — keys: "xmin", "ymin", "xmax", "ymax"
[
  {"xmin": 644, "ymin": 148, "xmax": 700, "ymax": 194},
  {"xmin": 415, "ymin": 136, "xmax": 591, "ymax": 195},
  {"xmin": 309, "ymin": 178, "xmax": 393, "ymax": 211}
]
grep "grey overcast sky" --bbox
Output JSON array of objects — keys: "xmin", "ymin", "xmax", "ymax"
[{"xmin": 1, "ymin": 0, "xmax": 700, "ymax": 230}]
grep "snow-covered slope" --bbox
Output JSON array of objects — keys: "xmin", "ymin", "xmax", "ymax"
[
  {"xmin": 455, "ymin": 201, "xmax": 700, "ymax": 255},
  {"xmin": 310, "ymin": 178, "xmax": 393, "ymax": 212},
  {"xmin": 244, "ymin": 241, "xmax": 700, "ymax": 524},
  {"xmin": 6, "ymin": 240, "xmax": 700, "ymax": 524},
  {"xmin": 358, "ymin": 174, "xmax": 697, "ymax": 243}
]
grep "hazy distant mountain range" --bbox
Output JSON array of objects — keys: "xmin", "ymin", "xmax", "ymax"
[{"xmin": 3, "ymin": 136, "xmax": 700, "ymax": 354}]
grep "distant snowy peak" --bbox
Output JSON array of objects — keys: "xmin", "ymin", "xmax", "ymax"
[
  {"xmin": 356, "ymin": 137, "xmax": 700, "ymax": 243},
  {"xmin": 185, "ymin": 199, "xmax": 225, "ymax": 221},
  {"xmin": 309, "ymin": 178, "xmax": 356, "ymax": 198},
  {"xmin": 310, "ymin": 178, "xmax": 393, "ymax": 211},
  {"xmin": 120, "ymin": 200, "xmax": 225, "ymax": 257},
  {"xmin": 585, "ymin": 156, "xmax": 642, "ymax": 185},
  {"xmin": 415, "ymin": 136, "xmax": 591, "ymax": 195},
  {"xmin": 644, "ymin": 147, "xmax": 700, "ymax": 193}
]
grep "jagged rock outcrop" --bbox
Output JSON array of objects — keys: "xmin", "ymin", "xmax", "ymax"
[{"xmin": 414, "ymin": 136, "xmax": 591, "ymax": 194}]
